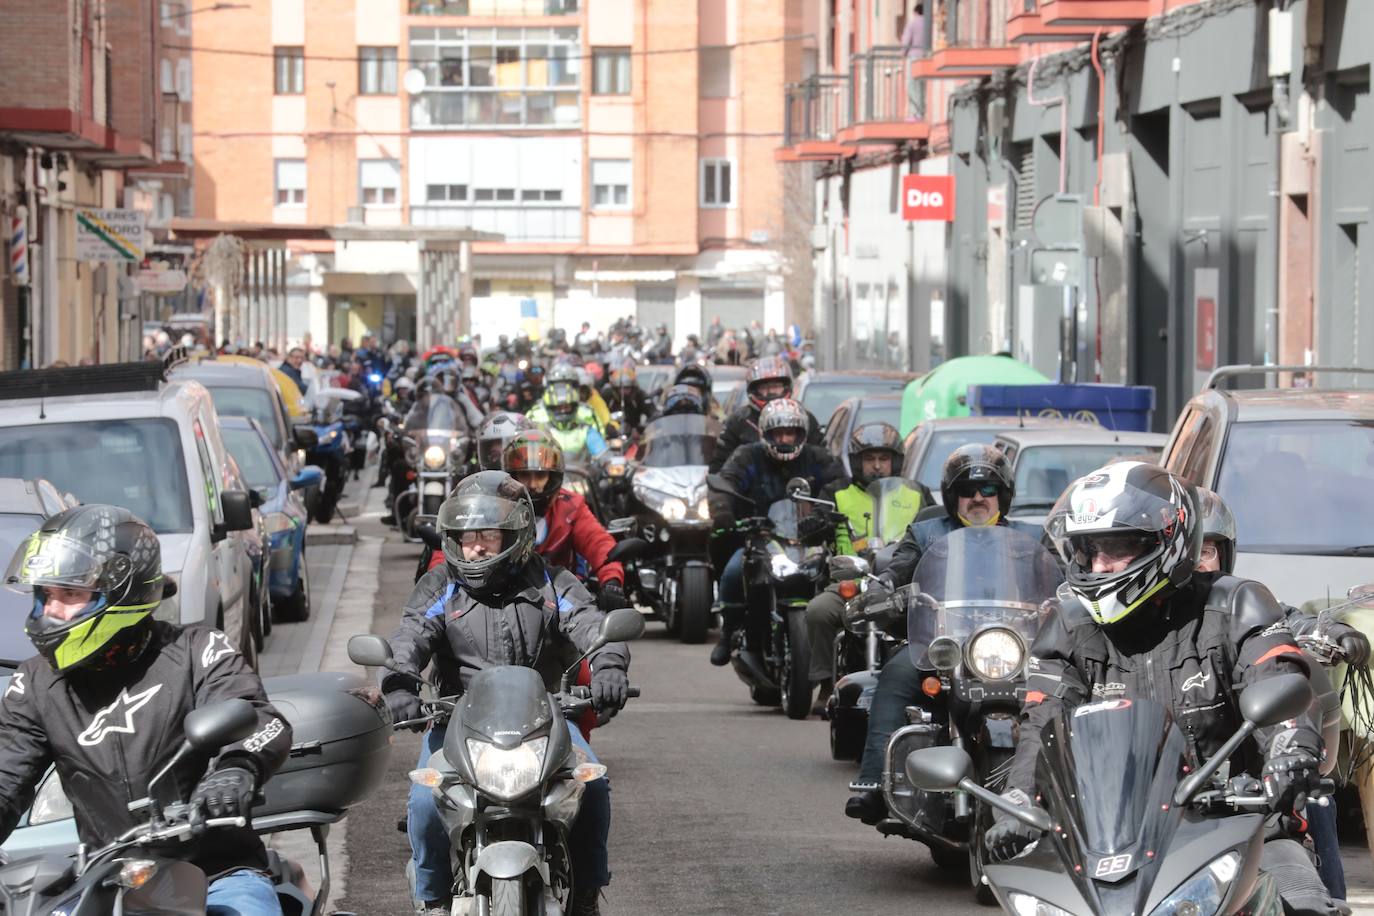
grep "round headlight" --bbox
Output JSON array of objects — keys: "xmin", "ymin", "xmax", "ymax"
[
  {"xmin": 966, "ymin": 628, "xmax": 1024, "ymax": 681},
  {"xmin": 423, "ymin": 445, "xmax": 446, "ymax": 469},
  {"xmin": 927, "ymin": 635, "xmax": 962, "ymax": 671}
]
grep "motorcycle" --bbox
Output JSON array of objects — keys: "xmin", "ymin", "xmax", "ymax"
[
  {"xmin": 613, "ymin": 414, "xmax": 719, "ymax": 644},
  {"xmin": 397, "ymin": 393, "xmax": 471, "ymax": 538},
  {"xmin": 711, "ymin": 476, "xmax": 833, "ymax": 719},
  {"xmin": 826, "ymin": 477, "xmax": 928, "ymax": 761},
  {"xmin": 346, "ymin": 607, "xmax": 645, "ymax": 916},
  {"xmin": 304, "ymin": 384, "xmax": 361, "ymax": 524},
  {"xmin": 905, "ymin": 673, "xmax": 1328, "ymax": 916},
  {"xmin": 873, "ymin": 524, "xmax": 1061, "ymax": 901}
]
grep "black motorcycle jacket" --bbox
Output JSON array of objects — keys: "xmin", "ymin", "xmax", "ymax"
[
  {"xmin": 0, "ymin": 622, "xmax": 293, "ymax": 880},
  {"xmin": 709, "ymin": 441, "xmax": 845, "ymax": 528},
  {"xmin": 708, "ymin": 404, "xmax": 823, "ymax": 474},
  {"xmin": 1007, "ymin": 575, "xmax": 1322, "ymax": 797},
  {"xmin": 600, "ymin": 384, "xmax": 652, "ymax": 433},
  {"xmin": 382, "ymin": 556, "xmax": 630, "ymax": 700}
]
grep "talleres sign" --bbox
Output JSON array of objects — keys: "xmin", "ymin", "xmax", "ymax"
[{"xmin": 901, "ymin": 174, "xmax": 955, "ymax": 222}]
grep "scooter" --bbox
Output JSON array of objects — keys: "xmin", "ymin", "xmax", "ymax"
[
  {"xmin": 304, "ymin": 383, "xmax": 362, "ymax": 524},
  {"xmin": 347, "ymin": 607, "xmax": 644, "ymax": 916},
  {"xmin": 905, "ymin": 673, "xmax": 1330, "ymax": 916}
]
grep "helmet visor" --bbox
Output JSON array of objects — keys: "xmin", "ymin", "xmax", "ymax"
[
  {"xmin": 5, "ymin": 533, "xmax": 109, "ymax": 594},
  {"xmin": 1045, "ymin": 475, "xmax": 1186, "ymax": 565},
  {"xmin": 437, "ymin": 493, "xmax": 531, "ymax": 535}
]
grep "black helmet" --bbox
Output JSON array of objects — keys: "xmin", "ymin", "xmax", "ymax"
[
  {"xmin": 502, "ymin": 429, "xmax": 566, "ymax": 514},
  {"xmin": 1046, "ymin": 462, "xmax": 1200, "ymax": 627},
  {"xmin": 745, "ymin": 356, "xmax": 793, "ymax": 409},
  {"xmin": 1195, "ymin": 487, "xmax": 1236, "ymax": 575},
  {"xmin": 476, "ymin": 411, "xmax": 534, "ymax": 470},
  {"xmin": 847, "ymin": 422, "xmax": 903, "ymax": 487},
  {"xmin": 660, "ymin": 384, "xmax": 706, "ymax": 416},
  {"xmin": 758, "ymin": 398, "xmax": 808, "ymax": 463},
  {"xmin": 674, "ymin": 363, "xmax": 712, "ymax": 394},
  {"xmin": 5, "ymin": 505, "xmax": 168, "ymax": 672},
  {"xmin": 939, "ymin": 443, "xmax": 1014, "ymax": 524},
  {"xmin": 437, "ymin": 471, "xmax": 536, "ymax": 594}
]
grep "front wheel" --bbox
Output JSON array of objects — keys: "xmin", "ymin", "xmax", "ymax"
[
  {"xmin": 677, "ymin": 566, "xmax": 712, "ymax": 645},
  {"xmin": 488, "ymin": 877, "xmax": 526, "ymax": 916},
  {"xmin": 781, "ymin": 610, "xmax": 812, "ymax": 720}
]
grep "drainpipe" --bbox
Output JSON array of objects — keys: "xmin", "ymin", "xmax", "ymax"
[{"xmin": 1269, "ymin": 0, "xmax": 1293, "ymax": 367}]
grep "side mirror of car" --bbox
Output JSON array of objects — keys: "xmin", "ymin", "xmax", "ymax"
[
  {"xmin": 248, "ymin": 489, "xmax": 265, "ymax": 509},
  {"xmin": 219, "ymin": 490, "xmax": 254, "ymax": 534},
  {"xmin": 290, "ymin": 466, "xmax": 325, "ymax": 491}
]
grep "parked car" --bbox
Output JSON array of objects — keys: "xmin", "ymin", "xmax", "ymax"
[
  {"xmin": 636, "ymin": 366, "xmax": 674, "ymax": 399},
  {"xmin": 171, "ymin": 354, "xmax": 315, "ymax": 470},
  {"xmin": 711, "ymin": 365, "xmax": 749, "ymax": 407},
  {"xmin": 1161, "ymin": 364, "xmax": 1374, "ymax": 608},
  {"xmin": 794, "ymin": 370, "xmax": 917, "ymax": 432},
  {"xmin": 820, "ymin": 394, "xmax": 905, "ymax": 475},
  {"xmin": 0, "ymin": 478, "xmax": 79, "ymax": 668},
  {"xmin": 219, "ymin": 416, "xmax": 322, "ymax": 623},
  {"xmin": 901, "ymin": 416, "xmax": 1091, "ymax": 503},
  {"xmin": 993, "ymin": 428, "xmax": 1168, "ymax": 526},
  {"xmin": 0, "ymin": 359, "xmax": 261, "ymax": 665}
]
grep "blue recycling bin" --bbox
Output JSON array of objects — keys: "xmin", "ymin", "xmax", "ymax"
[{"xmin": 967, "ymin": 384, "xmax": 1156, "ymax": 431}]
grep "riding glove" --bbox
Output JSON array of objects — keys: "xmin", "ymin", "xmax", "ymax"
[
  {"xmin": 591, "ymin": 666, "xmax": 629, "ymax": 712},
  {"xmin": 797, "ymin": 513, "xmax": 832, "ymax": 546},
  {"xmin": 1262, "ymin": 751, "xmax": 1322, "ymax": 814},
  {"xmin": 385, "ymin": 689, "xmax": 425, "ymax": 731},
  {"xmin": 189, "ymin": 765, "xmax": 256, "ymax": 828},
  {"xmin": 598, "ymin": 582, "xmax": 628, "ymax": 612},
  {"xmin": 984, "ymin": 817, "xmax": 1043, "ymax": 863}
]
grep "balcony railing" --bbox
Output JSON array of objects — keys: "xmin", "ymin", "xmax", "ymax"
[
  {"xmin": 410, "ymin": 204, "xmax": 581, "ymax": 242},
  {"xmin": 782, "ymin": 74, "xmax": 849, "ymax": 157},
  {"xmin": 852, "ymin": 46, "xmax": 924, "ymax": 123},
  {"xmin": 914, "ymin": 0, "xmax": 1019, "ymax": 77},
  {"xmin": 409, "ymin": 0, "xmax": 578, "ymax": 14}
]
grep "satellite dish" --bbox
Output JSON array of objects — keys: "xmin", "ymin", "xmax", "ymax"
[{"xmin": 403, "ymin": 68, "xmax": 427, "ymax": 95}]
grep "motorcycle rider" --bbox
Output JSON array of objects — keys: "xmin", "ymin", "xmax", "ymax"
[
  {"xmin": 658, "ymin": 383, "xmax": 709, "ymax": 417},
  {"xmin": 645, "ymin": 324, "xmax": 673, "ymax": 364},
  {"xmin": 985, "ymin": 463, "xmax": 1338, "ymax": 915},
  {"xmin": 576, "ymin": 367, "xmax": 612, "ymax": 431},
  {"xmin": 0, "ymin": 505, "xmax": 293, "ymax": 913},
  {"xmin": 846, "ymin": 443, "xmax": 1029, "ymax": 822},
  {"xmin": 707, "ymin": 398, "xmax": 846, "ymax": 667},
  {"xmin": 530, "ymin": 381, "xmax": 608, "ymax": 460},
  {"xmin": 803, "ymin": 422, "xmax": 924, "ymax": 715},
  {"xmin": 669, "ymin": 363, "xmax": 716, "ymax": 417},
  {"xmin": 475, "ymin": 410, "xmax": 536, "ymax": 471},
  {"xmin": 600, "ymin": 366, "xmax": 652, "ymax": 434},
  {"xmin": 708, "ymin": 356, "xmax": 822, "ymax": 474},
  {"xmin": 385, "ymin": 472, "xmax": 629, "ymax": 916},
  {"xmin": 502, "ymin": 430, "xmax": 629, "ymax": 612}
]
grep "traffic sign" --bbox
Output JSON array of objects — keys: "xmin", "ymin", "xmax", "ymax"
[
  {"xmin": 901, "ymin": 174, "xmax": 955, "ymax": 222},
  {"xmin": 75, "ymin": 208, "xmax": 146, "ymax": 262}
]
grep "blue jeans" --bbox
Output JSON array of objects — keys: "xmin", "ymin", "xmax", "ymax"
[
  {"xmin": 206, "ymin": 868, "xmax": 281, "ymax": 915},
  {"xmin": 408, "ymin": 721, "xmax": 611, "ymax": 903},
  {"xmin": 1307, "ymin": 797, "xmax": 1346, "ymax": 900},
  {"xmin": 719, "ymin": 548, "xmax": 746, "ymax": 608},
  {"xmin": 858, "ymin": 649, "xmax": 925, "ymax": 783}
]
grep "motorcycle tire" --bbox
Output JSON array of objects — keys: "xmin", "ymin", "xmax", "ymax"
[
  {"xmin": 677, "ymin": 566, "xmax": 712, "ymax": 645},
  {"xmin": 781, "ymin": 611, "xmax": 812, "ymax": 720},
  {"xmin": 489, "ymin": 877, "xmax": 525, "ymax": 916}
]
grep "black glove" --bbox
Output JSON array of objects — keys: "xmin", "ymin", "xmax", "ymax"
[
  {"xmin": 1339, "ymin": 631, "xmax": 1371, "ymax": 667},
  {"xmin": 385, "ymin": 689, "xmax": 424, "ymax": 731},
  {"xmin": 1263, "ymin": 751, "xmax": 1322, "ymax": 814},
  {"xmin": 598, "ymin": 581, "xmax": 628, "ymax": 612},
  {"xmin": 798, "ymin": 512, "xmax": 832, "ymax": 546},
  {"xmin": 591, "ymin": 666, "xmax": 629, "ymax": 713},
  {"xmin": 984, "ymin": 816, "xmax": 1043, "ymax": 863},
  {"xmin": 189, "ymin": 765, "xmax": 256, "ymax": 829}
]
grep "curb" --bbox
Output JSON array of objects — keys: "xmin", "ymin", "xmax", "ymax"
[{"xmin": 306, "ymin": 524, "xmax": 357, "ymax": 546}]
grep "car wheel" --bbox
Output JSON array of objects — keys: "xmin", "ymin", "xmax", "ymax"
[{"xmin": 275, "ymin": 548, "xmax": 311, "ymax": 623}]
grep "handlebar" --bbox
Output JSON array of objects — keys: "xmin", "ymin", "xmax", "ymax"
[{"xmin": 82, "ymin": 808, "xmax": 248, "ymax": 876}]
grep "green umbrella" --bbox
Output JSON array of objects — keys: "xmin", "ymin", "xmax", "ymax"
[{"xmin": 899, "ymin": 355, "xmax": 1049, "ymax": 435}]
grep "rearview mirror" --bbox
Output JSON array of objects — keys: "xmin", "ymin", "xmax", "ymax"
[
  {"xmin": 293, "ymin": 425, "xmax": 320, "ymax": 450},
  {"xmin": 248, "ymin": 489, "xmax": 265, "ymax": 509},
  {"xmin": 905, "ymin": 745, "xmax": 972, "ymax": 791},
  {"xmin": 786, "ymin": 477, "xmax": 812, "ymax": 498},
  {"xmin": 348, "ymin": 634, "xmax": 395, "ymax": 668},
  {"xmin": 600, "ymin": 606, "xmax": 646, "ymax": 643},
  {"xmin": 183, "ymin": 699, "xmax": 259, "ymax": 753},
  {"xmin": 606, "ymin": 537, "xmax": 650, "ymax": 564},
  {"xmin": 220, "ymin": 490, "xmax": 254, "ymax": 533},
  {"xmin": 1240, "ymin": 673, "xmax": 1314, "ymax": 729},
  {"xmin": 1349, "ymin": 582, "xmax": 1374, "ymax": 608},
  {"xmin": 416, "ymin": 523, "xmax": 443, "ymax": 551}
]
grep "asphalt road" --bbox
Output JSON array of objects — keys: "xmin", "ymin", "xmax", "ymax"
[{"xmin": 332, "ymin": 503, "xmax": 990, "ymax": 916}]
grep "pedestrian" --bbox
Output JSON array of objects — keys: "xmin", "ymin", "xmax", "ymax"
[
  {"xmin": 900, "ymin": 3, "xmax": 927, "ymax": 120},
  {"xmin": 279, "ymin": 346, "xmax": 308, "ymax": 396}
]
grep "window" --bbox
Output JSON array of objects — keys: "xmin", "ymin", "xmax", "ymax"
[
  {"xmin": 160, "ymin": 59, "xmax": 175, "ymax": 94},
  {"xmin": 591, "ymin": 159, "xmax": 630, "ymax": 209},
  {"xmin": 699, "ymin": 47, "xmax": 733, "ymax": 98},
  {"xmin": 358, "ymin": 46, "xmax": 398, "ymax": 95},
  {"xmin": 426, "ymin": 183, "xmax": 468, "ymax": 202},
  {"xmin": 178, "ymin": 124, "xmax": 193, "ymax": 163},
  {"xmin": 175, "ymin": 59, "xmax": 191, "ymax": 101},
  {"xmin": 275, "ymin": 159, "xmax": 306, "ymax": 207},
  {"xmin": 359, "ymin": 159, "xmax": 401, "ymax": 207},
  {"xmin": 274, "ymin": 46, "xmax": 304, "ymax": 95},
  {"xmin": 700, "ymin": 158, "xmax": 734, "ymax": 207},
  {"xmin": 592, "ymin": 48, "xmax": 630, "ymax": 95}
]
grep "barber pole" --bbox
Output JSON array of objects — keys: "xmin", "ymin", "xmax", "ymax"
[{"xmin": 8, "ymin": 213, "xmax": 28, "ymax": 287}]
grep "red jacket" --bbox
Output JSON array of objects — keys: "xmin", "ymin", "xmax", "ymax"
[{"xmin": 537, "ymin": 489, "xmax": 624, "ymax": 586}]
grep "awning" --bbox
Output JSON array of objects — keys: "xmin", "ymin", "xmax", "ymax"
[{"xmin": 321, "ymin": 272, "xmax": 416, "ymax": 296}]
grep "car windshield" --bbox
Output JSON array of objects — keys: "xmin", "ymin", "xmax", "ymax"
[
  {"xmin": 802, "ymin": 381, "xmax": 905, "ymax": 424},
  {"xmin": 0, "ymin": 513, "xmax": 44, "ymax": 656},
  {"xmin": 0, "ymin": 419, "xmax": 194, "ymax": 533},
  {"xmin": 854, "ymin": 399, "xmax": 902, "ymax": 428},
  {"xmin": 1216, "ymin": 419, "xmax": 1374, "ymax": 554},
  {"xmin": 912, "ymin": 429, "xmax": 1001, "ymax": 496},
  {"xmin": 1012, "ymin": 444, "xmax": 1161, "ymax": 509},
  {"xmin": 222, "ymin": 426, "xmax": 283, "ymax": 494},
  {"xmin": 205, "ymin": 385, "xmax": 282, "ymax": 449}
]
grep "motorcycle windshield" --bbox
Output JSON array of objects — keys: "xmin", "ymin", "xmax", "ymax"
[
  {"xmin": 907, "ymin": 525, "xmax": 1061, "ymax": 649},
  {"xmin": 424, "ymin": 395, "xmax": 460, "ymax": 435},
  {"xmin": 767, "ymin": 499, "xmax": 801, "ymax": 541},
  {"xmin": 453, "ymin": 665, "xmax": 555, "ymax": 745},
  {"xmin": 1038, "ymin": 697, "xmax": 1189, "ymax": 858},
  {"xmin": 865, "ymin": 477, "xmax": 926, "ymax": 545},
  {"xmin": 640, "ymin": 415, "xmax": 718, "ymax": 468}
]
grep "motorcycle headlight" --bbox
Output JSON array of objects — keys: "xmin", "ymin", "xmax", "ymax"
[
  {"xmin": 323, "ymin": 429, "xmax": 339, "ymax": 444},
  {"xmin": 423, "ymin": 445, "xmax": 447, "ymax": 469},
  {"xmin": 696, "ymin": 498, "xmax": 710, "ymax": 519},
  {"xmin": 29, "ymin": 769, "xmax": 73, "ymax": 825},
  {"xmin": 467, "ymin": 736, "xmax": 548, "ymax": 800},
  {"xmin": 966, "ymin": 627, "xmax": 1024, "ymax": 681},
  {"xmin": 1009, "ymin": 894, "xmax": 1074, "ymax": 916},
  {"xmin": 1147, "ymin": 852, "xmax": 1239, "ymax": 916},
  {"xmin": 770, "ymin": 552, "xmax": 800, "ymax": 578},
  {"xmin": 660, "ymin": 498, "xmax": 687, "ymax": 520}
]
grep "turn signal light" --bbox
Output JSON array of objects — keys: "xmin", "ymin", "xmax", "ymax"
[
  {"xmin": 572, "ymin": 763, "xmax": 608, "ymax": 783},
  {"xmin": 118, "ymin": 859, "xmax": 158, "ymax": 889},
  {"xmin": 837, "ymin": 580, "xmax": 859, "ymax": 601},
  {"xmin": 921, "ymin": 677, "xmax": 943, "ymax": 697},
  {"xmin": 409, "ymin": 767, "xmax": 444, "ymax": 787}
]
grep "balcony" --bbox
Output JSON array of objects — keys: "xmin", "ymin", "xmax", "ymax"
[
  {"xmin": 912, "ymin": 0, "xmax": 1020, "ymax": 78},
  {"xmin": 1006, "ymin": 1, "xmax": 1102, "ymax": 42},
  {"xmin": 1037, "ymin": 0, "xmax": 1151, "ymax": 26},
  {"xmin": 776, "ymin": 74, "xmax": 852, "ymax": 163},
  {"xmin": 409, "ymin": 0, "xmax": 578, "ymax": 14},
  {"xmin": 838, "ymin": 47, "xmax": 930, "ymax": 145}
]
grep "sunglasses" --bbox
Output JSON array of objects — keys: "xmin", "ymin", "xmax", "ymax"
[{"xmin": 953, "ymin": 482, "xmax": 1000, "ymax": 499}]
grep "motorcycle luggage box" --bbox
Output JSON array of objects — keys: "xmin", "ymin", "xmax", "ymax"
[{"xmin": 256, "ymin": 671, "xmax": 393, "ymax": 819}]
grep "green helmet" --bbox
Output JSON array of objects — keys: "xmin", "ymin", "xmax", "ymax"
[{"xmin": 5, "ymin": 505, "xmax": 169, "ymax": 671}]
